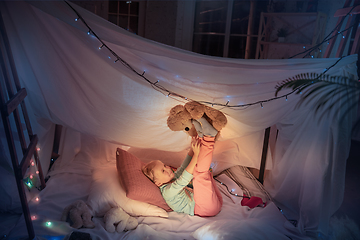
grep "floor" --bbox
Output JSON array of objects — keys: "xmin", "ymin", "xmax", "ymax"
[{"xmin": 333, "ymin": 140, "xmax": 360, "ymax": 229}]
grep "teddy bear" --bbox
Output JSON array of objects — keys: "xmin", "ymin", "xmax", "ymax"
[
  {"xmin": 103, "ymin": 207, "xmax": 138, "ymax": 233},
  {"xmin": 167, "ymin": 101, "xmax": 227, "ymax": 136},
  {"xmin": 61, "ymin": 200, "xmax": 95, "ymax": 229}
]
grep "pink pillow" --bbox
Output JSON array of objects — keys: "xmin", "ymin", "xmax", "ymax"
[{"xmin": 116, "ymin": 148, "xmax": 172, "ymax": 212}]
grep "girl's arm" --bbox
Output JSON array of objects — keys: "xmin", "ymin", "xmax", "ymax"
[
  {"xmin": 185, "ymin": 140, "xmax": 200, "ymax": 175},
  {"xmin": 174, "ymin": 137, "xmax": 197, "ymax": 178}
]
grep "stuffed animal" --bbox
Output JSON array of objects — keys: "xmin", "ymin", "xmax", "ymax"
[
  {"xmin": 103, "ymin": 207, "xmax": 138, "ymax": 233},
  {"xmin": 61, "ymin": 200, "xmax": 95, "ymax": 229},
  {"xmin": 167, "ymin": 101, "xmax": 227, "ymax": 136}
]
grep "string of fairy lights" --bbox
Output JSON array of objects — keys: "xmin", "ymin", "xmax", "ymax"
[
  {"xmin": 63, "ymin": 0, "xmax": 356, "ymax": 110},
  {"xmin": 289, "ymin": 5, "xmax": 357, "ymax": 59}
]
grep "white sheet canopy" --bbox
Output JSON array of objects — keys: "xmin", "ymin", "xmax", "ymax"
[{"xmin": 2, "ymin": 1, "xmax": 358, "ymax": 238}]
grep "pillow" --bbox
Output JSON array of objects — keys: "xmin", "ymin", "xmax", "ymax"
[
  {"xmin": 216, "ymin": 165, "xmax": 272, "ymax": 203},
  {"xmin": 86, "ymin": 164, "xmax": 168, "ymax": 218},
  {"xmin": 116, "ymin": 148, "xmax": 172, "ymax": 212}
]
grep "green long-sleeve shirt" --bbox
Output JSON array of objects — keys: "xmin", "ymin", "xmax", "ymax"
[{"xmin": 159, "ymin": 155, "xmax": 195, "ymax": 215}]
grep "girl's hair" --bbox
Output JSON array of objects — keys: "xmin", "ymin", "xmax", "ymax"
[
  {"xmin": 142, "ymin": 161, "xmax": 157, "ymax": 183},
  {"xmin": 142, "ymin": 160, "xmax": 192, "ymax": 200}
]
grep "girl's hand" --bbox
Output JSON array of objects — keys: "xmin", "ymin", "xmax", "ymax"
[{"xmin": 191, "ymin": 139, "xmax": 201, "ymax": 157}]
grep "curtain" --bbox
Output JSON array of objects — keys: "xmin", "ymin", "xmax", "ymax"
[{"xmin": 2, "ymin": 1, "xmax": 358, "ymax": 237}]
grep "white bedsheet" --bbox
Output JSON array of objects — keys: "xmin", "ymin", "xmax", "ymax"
[{"xmin": 7, "ymin": 134, "xmax": 309, "ymax": 240}]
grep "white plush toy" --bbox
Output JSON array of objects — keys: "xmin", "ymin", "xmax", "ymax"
[
  {"xmin": 61, "ymin": 200, "xmax": 95, "ymax": 229},
  {"xmin": 103, "ymin": 207, "xmax": 138, "ymax": 232}
]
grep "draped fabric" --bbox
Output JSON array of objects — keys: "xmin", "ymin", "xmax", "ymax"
[{"xmin": 2, "ymin": 1, "xmax": 358, "ymax": 237}]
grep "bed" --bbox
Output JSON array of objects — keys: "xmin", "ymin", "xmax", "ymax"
[{"xmin": 3, "ymin": 128, "xmax": 306, "ymax": 240}]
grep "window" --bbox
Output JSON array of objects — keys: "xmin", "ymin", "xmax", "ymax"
[
  {"xmin": 108, "ymin": 1, "xmax": 139, "ymax": 34},
  {"xmin": 192, "ymin": 0, "xmax": 267, "ymax": 59}
]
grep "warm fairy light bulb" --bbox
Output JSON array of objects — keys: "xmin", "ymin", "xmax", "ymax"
[
  {"xmin": 36, "ymin": 171, "xmax": 39, "ymax": 174},
  {"xmin": 30, "ymin": 174, "xmax": 33, "ymax": 179},
  {"xmin": 31, "ymin": 215, "xmax": 37, "ymax": 220},
  {"xmin": 35, "ymin": 197, "xmax": 40, "ymax": 202},
  {"xmin": 31, "ymin": 161, "xmax": 35, "ymax": 166},
  {"xmin": 37, "ymin": 147, "xmax": 40, "ymax": 152}
]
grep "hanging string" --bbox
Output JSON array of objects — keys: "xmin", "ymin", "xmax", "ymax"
[{"xmin": 64, "ymin": 1, "xmax": 346, "ymax": 109}]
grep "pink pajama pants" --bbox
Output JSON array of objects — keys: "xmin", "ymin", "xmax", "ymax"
[{"xmin": 193, "ymin": 136, "xmax": 223, "ymax": 217}]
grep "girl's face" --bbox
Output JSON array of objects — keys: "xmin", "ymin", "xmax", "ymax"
[{"xmin": 152, "ymin": 160, "xmax": 175, "ymax": 186}]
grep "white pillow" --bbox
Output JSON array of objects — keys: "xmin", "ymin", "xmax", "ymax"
[{"xmin": 86, "ymin": 164, "xmax": 168, "ymax": 218}]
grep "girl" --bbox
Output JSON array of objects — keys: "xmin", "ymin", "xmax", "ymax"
[{"xmin": 142, "ymin": 117, "xmax": 223, "ymax": 217}]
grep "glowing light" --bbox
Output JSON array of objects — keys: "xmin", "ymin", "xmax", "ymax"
[
  {"xmin": 31, "ymin": 161, "xmax": 35, "ymax": 166},
  {"xmin": 303, "ymin": 46, "xmax": 306, "ymax": 49},
  {"xmin": 75, "ymin": 18, "xmax": 78, "ymax": 21},
  {"xmin": 231, "ymin": 189, "xmax": 235, "ymax": 192},
  {"xmin": 31, "ymin": 215, "xmax": 37, "ymax": 220},
  {"xmin": 37, "ymin": 147, "xmax": 40, "ymax": 152},
  {"xmin": 35, "ymin": 197, "xmax": 40, "ymax": 202},
  {"xmin": 24, "ymin": 178, "xmax": 33, "ymax": 189},
  {"xmin": 87, "ymin": 31, "xmax": 91, "ymax": 35},
  {"xmin": 36, "ymin": 171, "xmax": 39, "ymax": 174},
  {"xmin": 30, "ymin": 174, "xmax": 33, "ymax": 179},
  {"xmin": 46, "ymin": 221, "xmax": 52, "ymax": 227}
]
